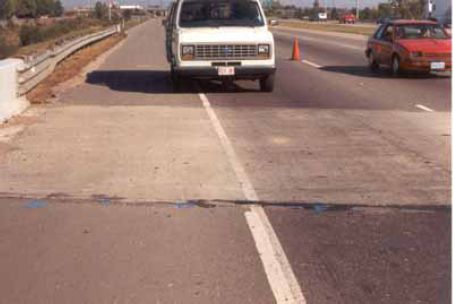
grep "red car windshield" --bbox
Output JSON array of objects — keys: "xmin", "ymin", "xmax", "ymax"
[{"xmin": 395, "ymin": 24, "xmax": 449, "ymax": 40}]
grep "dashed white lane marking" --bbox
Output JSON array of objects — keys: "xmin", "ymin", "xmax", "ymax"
[
  {"xmin": 199, "ymin": 92, "xmax": 306, "ymax": 304},
  {"xmin": 302, "ymin": 60, "xmax": 322, "ymax": 69},
  {"xmin": 415, "ymin": 104, "xmax": 434, "ymax": 112}
]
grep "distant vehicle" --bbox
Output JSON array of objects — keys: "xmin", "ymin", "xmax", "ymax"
[
  {"xmin": 268, "ymin": 19, "xmax": 279, "ymax": 26},
  {"xmin": 339, "ymin": 13, "xmax": 356, "ymax": 24},
  {"xmin": 165, "ymin": 0, "xmax": 276, "ymax": 92},
  {"xmin": 366, "ymin": 20, "xmax": 451, "ymax": 75},
  {"xmin": 310, "ymin": 12, "xmax": 327, "ymax": 22},
  {"xmin": 318, "ymin": 12, "xmax": 327, "ymax": 21}
]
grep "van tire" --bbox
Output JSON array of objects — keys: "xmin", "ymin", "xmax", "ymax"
[
  {"xmin": 170, "ymin": 66, "xmax": 181, "ymax": 91},
  {"xmin": 260, "ymin": 74, "xmax": 275, "ymax": 92}
]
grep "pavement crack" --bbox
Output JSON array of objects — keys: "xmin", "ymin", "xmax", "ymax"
[{"xmin": 0, "ymin": 192, "xmax": 449, "ymax": 213}]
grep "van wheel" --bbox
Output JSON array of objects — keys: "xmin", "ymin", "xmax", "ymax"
[
  {"xmin": 260, "ymin": 74, "xmax": 275, "ymax": 92},
  {"xmin": 170, "ymin": 66, "xmax": 181, "ymax": 91}
]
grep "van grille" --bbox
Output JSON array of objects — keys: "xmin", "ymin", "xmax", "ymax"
[{"xmin": 194, "ymin": 44, "xmax": 258, "ymax": 60}]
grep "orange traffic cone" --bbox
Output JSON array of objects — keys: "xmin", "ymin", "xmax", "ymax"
[{"xmin": 291, "ymin": 38, "xmax": 301, "ymax": 61}]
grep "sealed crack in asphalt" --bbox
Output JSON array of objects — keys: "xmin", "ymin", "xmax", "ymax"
[{"xmin": 0, "ymin": 192, "xmax": 449, "ymax": 213}]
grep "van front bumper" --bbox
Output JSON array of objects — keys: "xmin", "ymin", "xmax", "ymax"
[{"xmin": 174, "ymin": 66, "xmax": 276, "ymax": 79}]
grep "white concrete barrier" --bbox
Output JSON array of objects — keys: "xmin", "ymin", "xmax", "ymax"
[{"xmin": 0, "ymin": 59, "xmax": 29, "ymax": 123}]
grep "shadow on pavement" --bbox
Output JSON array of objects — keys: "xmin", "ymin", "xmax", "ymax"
[
  {"xmin": 86, "ymin": 70, "xmax": 262, "ymax": 94},
  {"xmin": 320, "ymin": 66, "xmax": 450, "ymax": 79},
  {"xmin": 86, "ymin": 70, "xmax": 183, "ymax": 94}
]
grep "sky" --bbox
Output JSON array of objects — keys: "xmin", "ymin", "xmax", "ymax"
[{"xmin": 61, "ymin": 0, "xmax": 385, "ymax": 9}]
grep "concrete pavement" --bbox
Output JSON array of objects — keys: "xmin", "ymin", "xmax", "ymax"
[{"xmin": 0, "ymin": 19, "xmax": 450, "ymax": 303}]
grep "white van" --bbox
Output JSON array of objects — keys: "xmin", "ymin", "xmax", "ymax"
[{"xmin": 164, "ymin": 0, "xmax": 276, "ymax": 92}]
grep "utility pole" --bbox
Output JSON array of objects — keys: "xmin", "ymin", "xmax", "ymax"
[
  {"xmin": 108, "ymin": 0, "xmax": 112, "ymax": 21},
  {"xmin": 355, "ymin": 0, "xmax": 359, "ymax": 20}
]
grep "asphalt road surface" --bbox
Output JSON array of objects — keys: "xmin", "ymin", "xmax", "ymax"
[{"xmin": 0, "ymin": 19, "xmax": 450, "ymax": 303}]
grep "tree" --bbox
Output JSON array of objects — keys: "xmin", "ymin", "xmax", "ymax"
[
  {"xmin": 122, "ymin": 9, "xmax": 132, "ymax": 21},
  {"xmin": 51, "ymin": 0, "xmax": 63, "ymax": 16},
  {"xmin": 0, "ymin": 0, "xmax": 17, "ymax": 19},
  {"xmin": 36, "ymin": 0, "xmax": 53, "ymax": 16},
  {"xmin": 360, "ymin": 7, "xmax": 379, "ymax": 20},
  {"xmin": 94, "ymin": 1, "xmax": 108, "ymax": 19},
  {"xmin": 389, "ymin": 0, "xmax": 426, "ymax": 18},
  {"xmin": 361, "ymin": 7, "xmax": 368, "ymax": 19},
  {"xmin": 406, "ymin": 0, "xmax": 426, "ymax": 18},
  {"xmin": 330, "ymin": 7, "xmax": 339, "ymax": 19},
  {"xmin": 312, "ymin": 0, "xmax": 320, "ymax": 14},
  {"xmin": 378, "ymin": 3, "xmax": 393, "ymax": 17},
  {"xmin": 16, "ymin": 0, "xmax": 37, "ymax": 18}
]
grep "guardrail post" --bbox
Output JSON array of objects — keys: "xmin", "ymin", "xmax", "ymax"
[{"xmin": 0, "ymin": 59, "xmax": 29, "ymax": 123}]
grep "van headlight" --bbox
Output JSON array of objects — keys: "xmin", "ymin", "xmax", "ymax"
[
  {"xmin": 181, "ymin": 45, "xmax": 194, "ymax": 60},
  {"xmin": 258, "ymin": 44, "xmax": 270, "ymax": 59}
]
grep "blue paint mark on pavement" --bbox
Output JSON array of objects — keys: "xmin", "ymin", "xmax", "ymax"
[
  {"xmin": 25, "ymin": 200, "xmax": 48, "ymax": 209},
  {"xmin": 98, "ymin": 198, "xmax": 111, "ymax": 206},
  {"xmin": 313, "ymin": 203, "xmax": 327, "ymax": 214},
  {"xmin": 175, "ymin": 200, "xmax": 195, "ymax": 208}
]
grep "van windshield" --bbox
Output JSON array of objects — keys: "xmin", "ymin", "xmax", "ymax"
[{"xmin": 179, "ymin": 0, "xmax": 264, "ymax": 28}]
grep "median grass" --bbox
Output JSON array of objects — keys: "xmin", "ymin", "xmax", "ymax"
[{"xmin": 279, "ymin": 21, "xmax": 376, "ymax": 36}]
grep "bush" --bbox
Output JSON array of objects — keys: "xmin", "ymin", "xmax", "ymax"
[
  {"xmin": 94, "ymin": 1, "xmax": 108, "ymax": 20},
  {"xmin": 20, "ymin": 24, "xmax": 43, "ymax": 46},
  {"xmin": 0, "ymin": 36, "xmax": 17, "ymax": 59},
  {"xmin": 19, "ymin": 19, "xmax": 88, "ymax": 46},
  {"xmin": 122, "ymin": 9, "xmax": 132, "ymax": 21},
  {"xmin": 15, "ymin": 17, "xmax": 110, "ymax": 50}
]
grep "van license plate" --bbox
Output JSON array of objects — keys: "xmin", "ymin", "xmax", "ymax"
[
  {"xmin": 218, "ymin": 66, "xmax": 235, "ymax": 76},
  {"xmin": 431, "ymin": 62, "xmax": 445, "ymax": 70}
]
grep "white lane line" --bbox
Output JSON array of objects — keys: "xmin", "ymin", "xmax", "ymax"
[
  {"xmin": 199, "ymin": 93, "xmax": 258, "ymax": 201},
  {"xmin": 199, "ymin": 93, "xmax": 306, "ymax": 304},
  {"xmin": 302, "ymin": 59, "xmax": 322, "ymax": 69},
  {"xmin": 415, "ymin": 104, "xmax": 434, "ymax": 112},
  {"xmin": 245, "ymin": 206, "xmax": 307, "ymax": 304}
]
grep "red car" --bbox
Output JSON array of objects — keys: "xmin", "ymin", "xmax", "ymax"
[
  {"xmin": 340, "ymin": 13, "xmax": 356, "ymax": 24},
  {"xmin": 366, "ymin": 20, "xmax": 451, "ymax": 75}
]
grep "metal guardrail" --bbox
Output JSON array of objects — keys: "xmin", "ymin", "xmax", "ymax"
[{"xmin": 16, "ymin": 25, "xmax": 120, "ymax": 96}]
